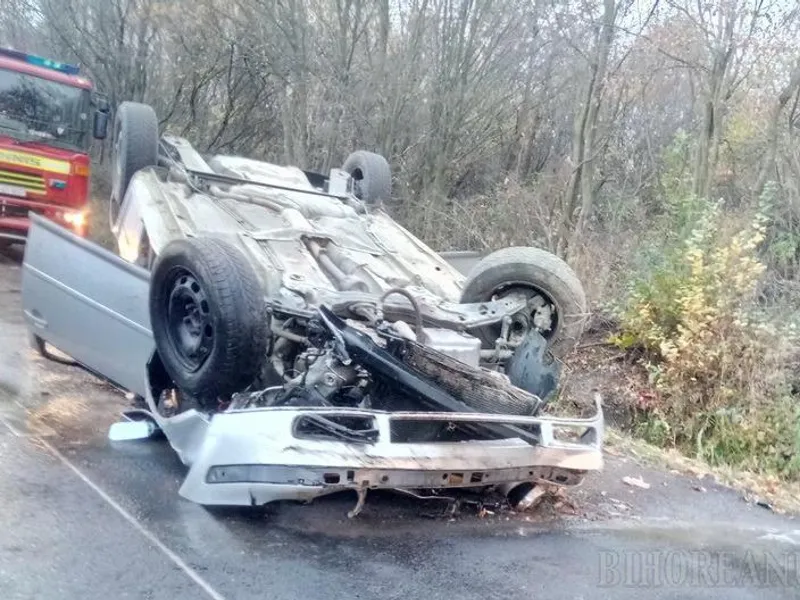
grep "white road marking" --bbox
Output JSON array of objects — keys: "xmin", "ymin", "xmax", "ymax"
[
  {"xmin": 6, "ymin": 400, "xmax": 228, "ymax": 600},
  {"xmin": 0, "ymin": 414, "xmax": 22, "ymax": 437},
  {"xmin": 759, "ymin": 531, "xmax": 800, "ymax": 546}
]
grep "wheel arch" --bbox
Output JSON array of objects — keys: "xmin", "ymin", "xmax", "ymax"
[{"xmin": 116, "ymin": 169, "xmax": 188, "ymax": 265}]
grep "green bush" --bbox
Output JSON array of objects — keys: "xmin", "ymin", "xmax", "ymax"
[{"xmin": 611, "ymin": 182, "xmax": 800, "ymax": 479}]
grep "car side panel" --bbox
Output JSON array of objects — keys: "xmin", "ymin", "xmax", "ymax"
[{"xmin": 438, "ymin": 250, "xmax": 485, "ymax": 277}]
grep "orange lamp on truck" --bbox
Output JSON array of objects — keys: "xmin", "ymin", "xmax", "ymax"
[{"xmin": 0, "ymin": 47, "xmax": 109, "ymax": 245}]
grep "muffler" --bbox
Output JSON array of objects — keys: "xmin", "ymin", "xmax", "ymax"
[{"xmin": 500, "ymin": 482, "xmax": 549, "ymax": 511}]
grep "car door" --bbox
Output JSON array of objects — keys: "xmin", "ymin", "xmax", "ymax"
[{"xmin": 21, "ymin": 213, "xmax": 154, "ymax": 398}]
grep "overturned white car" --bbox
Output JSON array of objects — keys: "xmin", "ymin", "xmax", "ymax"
[{"xmin": 21, "ymin": 102, "xmax": 603, "ymax": 512}]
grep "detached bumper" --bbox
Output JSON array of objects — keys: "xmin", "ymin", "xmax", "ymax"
[
  {"xmin": 0, "ymin": 216, "xmax": 29, "ymax": 242},
  {"xmin": 174, "ymin": 396, "xmax": 604, "ymax": 507}
]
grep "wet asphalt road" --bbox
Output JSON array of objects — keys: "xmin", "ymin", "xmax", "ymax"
[{"xmin": 1, "ymin": 245, "xmax": 800, "ymax": 600}]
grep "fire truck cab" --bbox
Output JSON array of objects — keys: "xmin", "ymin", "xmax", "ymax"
[{"xmin": 0, "ymin": 47, "xmax": 109, "ymax": 245}]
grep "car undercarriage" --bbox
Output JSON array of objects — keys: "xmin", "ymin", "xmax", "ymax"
[{"xmin": 20, "ymin": 101, "xmax": 604, "ymax": 513}]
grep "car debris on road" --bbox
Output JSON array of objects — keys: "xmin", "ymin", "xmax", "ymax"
[
  {"xmin": 622, "ymin": 476, "xmax": 651, "ymax": 490},
  {"xmin": 19, "ymin": 101, "xmax": 604, "ymax": 513}
]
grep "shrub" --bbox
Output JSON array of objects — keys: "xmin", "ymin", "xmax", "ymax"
[{"xmin": 611, "ymin": 183, "xmax": 800, "ymax": 478}]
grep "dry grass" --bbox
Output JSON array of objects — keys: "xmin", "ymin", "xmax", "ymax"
[
  {"xmin": 558, "ymin": 325, "xmax": 800, "ymax": 514},
  {"xmin": 396, "ymin": 178, "xmax": 566, "ymax": 253}
]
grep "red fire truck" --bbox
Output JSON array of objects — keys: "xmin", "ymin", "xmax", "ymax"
[{"xmin": 0, "ymin": 47, "xmax": 109, "ymax": 246}]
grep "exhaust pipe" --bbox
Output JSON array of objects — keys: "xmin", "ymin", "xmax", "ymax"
[{"xmin": 500, "ymin": 482, "xmax": 548, "ymax": 511}]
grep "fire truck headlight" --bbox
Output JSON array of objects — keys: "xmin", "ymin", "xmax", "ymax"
[{"xmin": 63, "ymin": 210, "xmax": 88, "ymax": 235}]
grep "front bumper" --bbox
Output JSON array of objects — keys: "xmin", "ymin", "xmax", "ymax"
[
  {"xmin": 0, "ymin": 198, "xmax": 88, "ymax": 242},
  {"xmin": 168, "ymin": 396, "xmax": 604, "ymax": 507}
]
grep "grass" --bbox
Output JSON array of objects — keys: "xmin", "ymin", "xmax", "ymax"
[{"xmin": 555, "ymin": 333, "xmax": 800, "ymax": 515}]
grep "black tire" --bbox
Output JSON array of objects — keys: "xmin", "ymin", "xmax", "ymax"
[
  {"xmin": 342, "ymin": 150, "xmax": 391, "ymax": 205},
  {"xmin": 110, "ymin": 102, "xmax": 159, "ymax": 229},
  {"xmin": 149, "ymin": 237, "xmax": 268, "ymax": 402},
  {"xmin": 460, "ymin": 247, "xmax": 587, "ymax": 358}
]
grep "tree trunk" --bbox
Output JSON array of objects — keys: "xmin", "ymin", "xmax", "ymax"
[
  {"xmin": 754, "ymin": 57, "xmax": 800, "ymax": 197},
  {"xmin": 693, "ymin": 6, "xmax": 735, "ymax": 199},
  {"xmin": 564, "ymin": 0, "xmax": 617, "ymax": 257}
]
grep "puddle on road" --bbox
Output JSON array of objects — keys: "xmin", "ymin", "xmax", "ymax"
[
  {"xmin": 0, "ymin": 336, "xmax": 132, "ymax": 446},
  {"xmin": 26, "ymin": 394, "xmax": 90, "ymax": 438},
  {"xmin": 30, "ymin": 362, "xmax": 127, "ymax": 445}
]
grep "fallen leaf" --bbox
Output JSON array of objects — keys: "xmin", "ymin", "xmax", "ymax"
[
  {"xmin": 693, "ymin": 485, "xmax": 706, "ymax": 493},
  {"xmin": 622, "ymin": 476, "xmax": 651, "ymax": 490}
]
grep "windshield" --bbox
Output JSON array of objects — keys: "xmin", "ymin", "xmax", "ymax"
[{"xmin": 0, "ymin": 67, "xmax": 90, "ymax": 153}]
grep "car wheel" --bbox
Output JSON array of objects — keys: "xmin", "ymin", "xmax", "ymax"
[
  {"xmin": 460, "ymin": 247, "xmax": 587, "ymax": 359},
  {"xmin": 110, "ymin": 101, "xmax": 159, "ymax": 231},
  {"xmin": 342, "ymin": 150, "xmax": 391, "ymax": 205},
  {"xmin": 149, "ymin": 237, "xmax": 268, "ymax": 403}
]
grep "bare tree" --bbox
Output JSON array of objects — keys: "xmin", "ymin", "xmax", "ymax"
[{"xmin": 1, "ymin": 0, "xmax": 797, "ymax": 288}]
